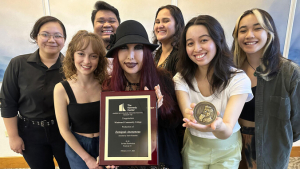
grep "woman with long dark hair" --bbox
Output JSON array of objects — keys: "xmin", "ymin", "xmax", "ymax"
[
  {"xmin": 232, "ymin": 8, "xmax": 300, "ymax": 169},
  {"xmin": 174, "ymin": 15, "xmax": 253, "ymax": 168},
  {"xmin": 103, "ymin": 20, "xmax": 183, "ymax": 169},
  {"xmin": 153, "ymin": 5, "xmax": 184, "ymax": 76}
]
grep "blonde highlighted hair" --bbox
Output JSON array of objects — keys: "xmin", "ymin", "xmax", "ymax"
[
  {"xmin": 62, "ymin": 30, "xmax": 108, "ymax": 84},
  {"xmin": 232, "ymin": 8, "xmax": 282, "ymax": 77}
]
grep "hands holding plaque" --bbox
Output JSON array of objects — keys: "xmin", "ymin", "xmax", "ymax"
[
  {"xmin": 144, "ymin": 85, "xmax": 163, "ymax": 108},
  {"xmin": 183, "ymin": 102, "xmax": 223, "ymax": 132}
]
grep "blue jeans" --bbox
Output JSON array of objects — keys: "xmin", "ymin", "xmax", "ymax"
[
  {"xmin": 65, "ymin": 131, "xmax": 99, "ymax": 169},
  {"xmin": 18, "ymin": 117, "xmax": 70, "ymax": 169}
]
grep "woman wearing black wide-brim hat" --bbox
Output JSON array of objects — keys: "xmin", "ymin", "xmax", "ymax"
[{"xmin": 103, "ymin": 20, "xmax": 183, "ymax": 169}]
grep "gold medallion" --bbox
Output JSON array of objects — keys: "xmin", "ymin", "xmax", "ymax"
[{"xmin": 193, "ymin": 101, "xmax": 217, "ymax": 125}]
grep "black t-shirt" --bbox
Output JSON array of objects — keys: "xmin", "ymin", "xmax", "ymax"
[{"xmin": 0, "ymin": 49, "xmax": 64, "ymax": 119}]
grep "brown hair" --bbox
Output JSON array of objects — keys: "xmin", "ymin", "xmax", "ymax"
[{"xmin": 63, "ymin": 30, "xmax": 108, "ymax": 84}]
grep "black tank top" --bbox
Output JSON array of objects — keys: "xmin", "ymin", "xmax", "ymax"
[
  {"xmin": 61, "ymin": 81, "xmax": 100, "ymax": 133},
  {"xmin": 240, "ymin": 86, "xmax": 256, "ymax": 122}
]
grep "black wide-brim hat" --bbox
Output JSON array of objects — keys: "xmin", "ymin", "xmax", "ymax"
[{"xmin": 106, "ymin": 20, "xmax": 159, "ymax": 58}]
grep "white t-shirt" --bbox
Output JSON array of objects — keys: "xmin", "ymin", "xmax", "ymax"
[{"xmin": 173, "ymin": 68, "xmax": 253, "ymax": 139}]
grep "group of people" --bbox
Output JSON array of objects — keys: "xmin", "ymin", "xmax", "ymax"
[{"xmin": 1, "ymin": 1, "xmax": 299, "ymax": 169}]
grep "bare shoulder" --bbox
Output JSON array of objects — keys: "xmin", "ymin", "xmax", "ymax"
[
  {"xmin": 54, "ymin": 81, "xmax": 67, "ymax": 97},
  {"xmin": 54, "ymin": 81, "xmax": 69, "ymax": 105},
  {"xmin": 54, "ymin": 82, "xmax": 63, "ymax": 92}
]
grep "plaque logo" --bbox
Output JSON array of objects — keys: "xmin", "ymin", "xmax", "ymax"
[{"xmin": 119, "ymin": 103, "xmax": 126, "ymax": 111}]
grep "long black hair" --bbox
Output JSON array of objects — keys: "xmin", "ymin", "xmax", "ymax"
[
  {"xmin": 152, "ymin": 5, "xmax": 184, "ymax": 49},
  {"xmin": 177, "ymin": 15, "xmax": 236, "ymax": 94}
]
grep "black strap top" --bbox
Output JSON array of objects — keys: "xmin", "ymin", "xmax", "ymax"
[
  {"xmin": 240, "ymin": 86, "xmax": 256, "ymax": 122},
  {"xmin": 61, "ymin": 81, "xmax": 100, "ymax": 133}
]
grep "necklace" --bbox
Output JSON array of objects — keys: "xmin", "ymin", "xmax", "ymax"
[
  {"xmin": 246, "ymin": 59, "xmax": 257, "ymax": 76},
  {"xmin": 126, "ymin": 78, "xmax": 140, "ymax": 91}
]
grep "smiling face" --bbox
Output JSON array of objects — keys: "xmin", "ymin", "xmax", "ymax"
[
  {"xmin": 185, "ymin": 25, "xmax": 217, "ymax": 68},
  {"xmin": 154, "ymin": 8, "xmax": 176, "ymax": 44},
  {"xmin": 36, "ymin": 22, "xmax": 65, "ymax": 57},
  {"xmin": 238, "ymin": 14, "xmax": 268, "ymax": 57},
  {"xmin": 93, "ymin": 10, "xmax": 119, "ymax": 45},
  {"xmin": 118, "ymin": 44, "xmax": 144, "ymax": 78},
  {"xmin": 74, "ymin": 42, "xmax": 99, "ymax": 76}
]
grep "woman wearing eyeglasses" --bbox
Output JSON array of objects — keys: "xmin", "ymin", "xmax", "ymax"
[{"xmin": 0, "ymin": 16, "xmax": 70, "ymax": 169}]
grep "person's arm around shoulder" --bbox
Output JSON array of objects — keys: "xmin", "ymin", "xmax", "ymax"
[{"xmin": 54, "ymin": 83, "xmax": 102, "ymax": 169}]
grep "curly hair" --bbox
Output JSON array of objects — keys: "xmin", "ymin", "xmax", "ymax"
[{"xmin": 62, "ymin": 30, "xmax": 108, "ymax": 84}]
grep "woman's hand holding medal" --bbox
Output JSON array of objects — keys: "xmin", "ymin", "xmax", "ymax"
[{"xmin": 183, "ymin": 103, "xmax": 223, "ymax": 132}]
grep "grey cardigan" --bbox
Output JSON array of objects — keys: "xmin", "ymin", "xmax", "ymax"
[{"xmin": 255, "ymin": 58, "xmax": 300, "ymax": 169}]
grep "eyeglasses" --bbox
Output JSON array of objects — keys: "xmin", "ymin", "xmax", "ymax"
[{"xmin": 38, "ymin": 33, "xmax": 64, "ymax": 40}]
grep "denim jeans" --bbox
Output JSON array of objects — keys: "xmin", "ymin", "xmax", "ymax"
[
  {"xmin": 18, "ymin": 117, "xmax": 70, "ymax": 169},
  {"xmin": 65, "ymin": 131, "xmax": 99, "ymax": 169}
]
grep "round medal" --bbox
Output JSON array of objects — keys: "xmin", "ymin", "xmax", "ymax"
[{"xmin": 193, "ymin": 101, "xmax": 217, "ymax": 125}]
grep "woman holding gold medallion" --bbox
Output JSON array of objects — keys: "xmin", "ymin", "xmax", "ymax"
[{"xmin": 173, "ymin": 15, "xmax": 253, "ymax": 169}]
